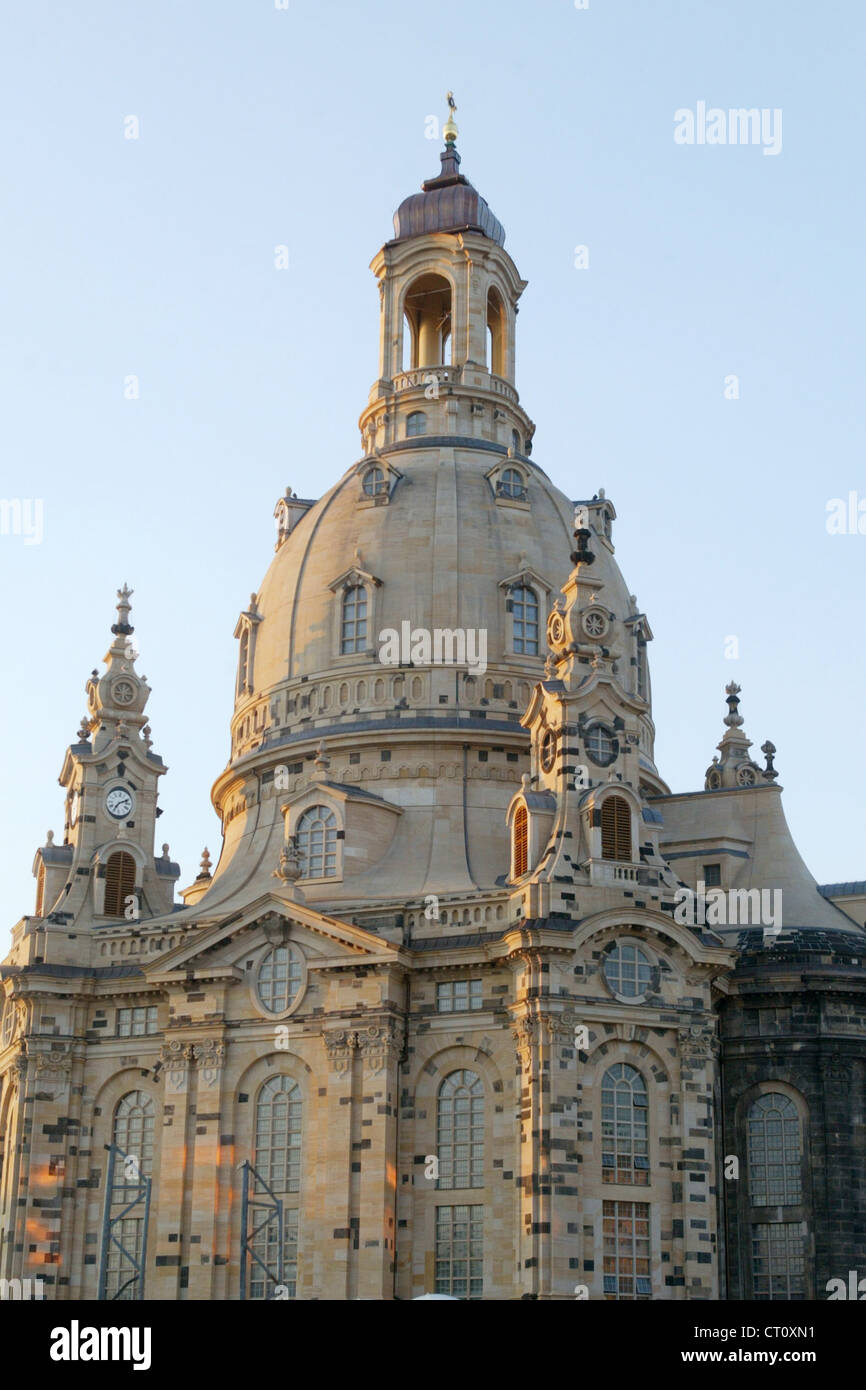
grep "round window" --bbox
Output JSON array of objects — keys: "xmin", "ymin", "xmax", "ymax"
[
  {"xmin": 582, "ymin": 609, "xmax": 609, "ymax": 640},
  {"xmin": 540, "ymin": 729, "xmax": 557, "ymax": 773},
  {"xmin": 603, "ymin": 942, "xmax": 653, "ymax": 999},
  {"xmin": 256, "ymin": 945, "xmax": 303, "ymax": 1015},
  {"xmin": 585, "ymin": 725, "xmax": 619, "ymax": 767}
]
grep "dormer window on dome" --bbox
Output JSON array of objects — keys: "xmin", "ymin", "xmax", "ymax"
[
  {"xmin": 488, "ymin": 456, "xmax": 529, "ymax": 510},
  {"xmin": 362, "ymin": 465, "xmax": 388, "ymax": 498}
]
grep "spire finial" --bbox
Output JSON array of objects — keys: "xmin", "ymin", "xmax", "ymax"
[
  {"xmin": 723, "ymin": 681, "xmax": 743, "ymax": 728},
  {"xmin": 111, "ymin": 583, "xmax": 134, "ymax": 637},
  {"xmin": 443, "ymin": 91, "xmax": 458, "ymax": 146}
]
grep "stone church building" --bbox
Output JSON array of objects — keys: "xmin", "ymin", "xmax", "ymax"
[{"xmin": 2, "ymin": 117, "xmax": 864, "ymax": 1302}]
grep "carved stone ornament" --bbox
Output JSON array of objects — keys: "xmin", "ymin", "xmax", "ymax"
[
  {"xmin": 322, "ymin": 1028, "xmax": 357, "ymax": 1075},
  {"xmin": 678, "ymin": 1024, "xmax": 717, "ymax": 1062},
  {"xmin": 193, "ymin": 1038, "xmax": 226, "ymax": 1089},
  {"xmin": 160, "ymin": 1039, "xmax": 195, "ymax": 1094},
  {"xmin": 357, "ymin": 1021, "xmax": 404, "ymax": 1075}
]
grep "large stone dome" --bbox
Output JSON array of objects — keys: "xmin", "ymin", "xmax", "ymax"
[{"xmin": 197, "ymin": 137, "xmax": 665, "ymax": 922}]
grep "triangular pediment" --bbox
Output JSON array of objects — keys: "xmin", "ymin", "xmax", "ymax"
[{"xmin": 142, "ymin": 892, "xmax": 401, "ymax": 983}]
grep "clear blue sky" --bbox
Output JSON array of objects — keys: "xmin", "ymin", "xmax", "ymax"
[{"xmin": 2, "ymin": 0, "xmax": 864, "ymax": 928}]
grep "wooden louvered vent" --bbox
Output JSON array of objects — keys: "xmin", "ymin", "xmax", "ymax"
[
  {"xmin": 513, "ymin": 805, "xmax": 529, "ymax": 878},
  {"xmin": 601, "ymin": 796, "xmax": 632, "ymax": 862},
  {"xmin": 104, "ymin": 851, "xmax": 136, "ymax": 917}
]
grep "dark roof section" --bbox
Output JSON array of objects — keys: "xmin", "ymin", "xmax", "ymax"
[
  {"xmin": 819, "ymin": 882, "xmax": 866, "ymax": 897},
  {"xmin": 392, "ymin": 145, "xmax": 505, "ymax": 246}
]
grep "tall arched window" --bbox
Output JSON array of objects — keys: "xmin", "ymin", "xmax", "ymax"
[
  {"xmin": 437, "ymin": 1070, "xmax": 484, "ymax": 1189},
  {"xmin": 250, "ymin": 1077, "xmax": 302, "ymax": 1299},
  {"xmin": 104, "ymin": 851, "xmax": 136, "ymax": 918},
  {"xmin": 511, "ymin": 585, "xmax": 539, "ymax": 655},
  {"xmin": 601, "ymin": 1064, "xmax": 649, "ymax": 1185},
  {"xmin": 745, "ymin": 1091, "xmax": 808, "ymax": 1299},
  {"xmin": 513, "ymin": 804, "xmax": 528, "ymax": 878},
  {"xmin": 102, "ymin": 1091, "xmax": 155, "ymax": 1300},
  {"xmin": 486, "ymin": 286, "xmax": 506, "ymax": 376},
  {"xmin": 237, "ymin": 626, "xmax": 250, "ymax": 697},
  {"xmin": 296, "ymin": 805, "xmax": 338, "ymax": 878},
  {"xmin": 601, "ymin": 796, "xmax": 631, "ymax": 862},
  {"xmin": 747, "ymin": 1093, "xmax": 802, "ymax": 1207},
  {"xmin": 403, "ymin": 273, "xmax": 451, "ymax": 367},
  {"xmin": 341, "ymin": 585, "xmax": 367, "ymax": 654}
]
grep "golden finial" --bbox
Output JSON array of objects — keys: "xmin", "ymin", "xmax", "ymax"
[{"xmin": 443, "ymin": 91, "xmax": 458, "ymax": 145}]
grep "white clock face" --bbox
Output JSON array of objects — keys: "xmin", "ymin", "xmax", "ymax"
[{"xmin": 106, "ymin": 786, "xmax": 134, "ymax": 820}]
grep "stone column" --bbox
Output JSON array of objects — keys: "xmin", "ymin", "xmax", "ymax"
[
  {"xmin": 677, "ymin": 1023, "xmax": 721, "ymax": 1299},
  {"xmin": 184, "ymin": 1038, "xmax": 227, "ymax": 1300},
  {"xmin": 149, "ymin": 1039, "xmax": 194, "ymax": 1299},
  {"xmin": 354, "ymin": 1020, "xmax": 403, "ymax": 1301}
]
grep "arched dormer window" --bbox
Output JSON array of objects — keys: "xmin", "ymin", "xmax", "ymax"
[
  {"xmin": 601, "ymin": 1064, "xmax": 649, "ymax": 1185},
  {"xmin": 296, "ymin": 805, "xmax": 338, "ymax": 878},
  {"xmin": 406, "ymin": 410, "xmax": 427, "ymax": 438},
  {"xmin": 104, "ymin": 851, "xmax": 136, "ymax": 918},
  {"xmin": 497, "ymin": 467, "xmax": 526, "ymax": 501},
  {"xmin": 437, "ymin": 1069, "xmax": 485, "ymax": 1189},
  {"xmin": 362, "ymin": 465, "xmax": 388, "ymax": 497},
  {"xmin": 513, "ymin": 804, "xmax": 528, "ymax": 877},
  {"xmin": 341, "ymin": 585, "xmax": 367, "ymax": 654},
  {"xmin": 511, "ymin": 585, "xmax": 539, "ymax": 655},
  {"xmin": 601, "ymin": 795, "xmax": 631, "ymax": 862}
]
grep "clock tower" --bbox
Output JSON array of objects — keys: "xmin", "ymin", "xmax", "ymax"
[{"xmin": 31, "ymin": 586, "xmax": 179, "ymax": 945}]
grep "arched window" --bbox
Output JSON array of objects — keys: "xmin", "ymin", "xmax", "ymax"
[
  {"xmin": 601, "ymin": 1064, "xmax": 649, "ymax": 1185},
  {"xmin": 362, "ymin": 465, "xmax": 388, "ymax": 498},
  {"xmin": 102, "ymin": 1091, "xmax": 155, "ymax": 1300},
  {"xmin": 511, "ymin": 428, "xmax": 521, "ymax": 453},
  {"xmin": 513, "ymin": 804, "xmax": 528, "ymax": 878},
  {"xmin": 296, "ymin": 805, "xmax": 337, "ymax": 878},
  {"xmin": 498, "ymin": 467, "xmax": 525, "ymax": 500},
  {"xmin": 406, "ymin": 410, "xmax": 427, "ymax": 437},
  {"xmin": 250, "ymin": 1077, "xmax": 302, "ymax": 1299},
  {"xmin": 601, "ymin": 796, "xmax": 631, "ymax": 861},
  {"xmin": 437, "ymin": 1070, "xmax": 484, "ymax": 1189},
  {"xmin": 486, "ymin": 286, "xmax": 506, "ymax": 376},
  {"xmin": 341, "ymin": 585, "xmax": 367, "ymax": 654},
  {"xmin": 404, "ymin": 273, "xmax": 451, "ymax": 368},
  {"xmin": 237, "ymin": 626, "xmax": 250, "ymax": 697},
  {"xmin": 257, "ymin": 945, "xmax": 302, "ymax": 1015},
  {"xmin": 104, "ymin": 851, "xmax": 136, "ymax": 918},
  {"xmin": 747, "ymin": 1093, "xmax": 802, "ymax": 1206},
  {"xmin": 512, "ymin": 585, "xmax": 539, "ymax": 655},
  {"xmin": 603, "ymin": 942, "xmax": 653, "ymax": 999}
]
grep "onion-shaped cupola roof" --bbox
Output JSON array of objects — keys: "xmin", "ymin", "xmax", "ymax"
[{"xmin": 392, "ymin": 93, "xmax": 505, "ymax": 246}]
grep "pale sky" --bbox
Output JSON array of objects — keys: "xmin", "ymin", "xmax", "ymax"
[{"xmin": 2, "ymin": 0, "xmax": 864, "ymax": 929}]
